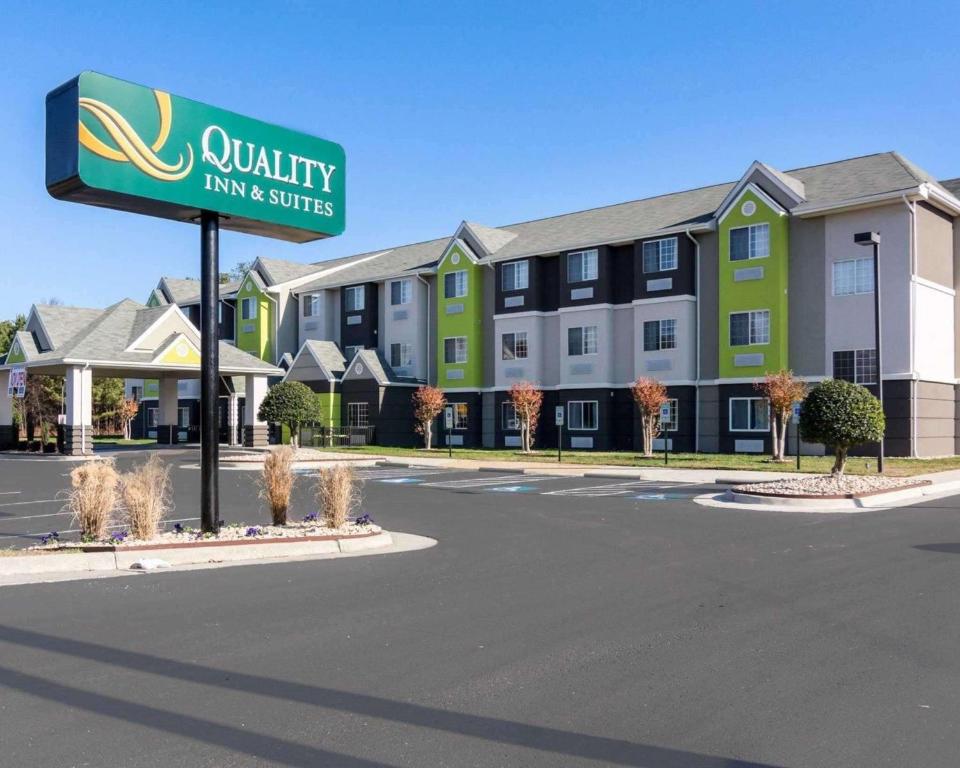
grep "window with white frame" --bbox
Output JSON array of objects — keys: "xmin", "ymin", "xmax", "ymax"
[
  {"xmin": 730, "ymin": 223, "xmax": 770, "ymax": 261},
  {"xmin": 568, "ymin": 400, "xmax": 598, "ymax": 430},
  {"xmin": 729, "ymin": 310, "xmax": 770, "ymax": 346},
  {"xmin": 642, "ymin": 237, "xmax": 678, "ymax": 273},
  {"xmin": 147, "ymin": 408, "xmax": 159, "ymax": 428},
  {"xmin": 832, "ymin": 257, "xmax": 874, "ymax": 296},
  {"xmin": 661, "ymin": 398, "xmax": 679, "ymax": 431},
  {"xmin": 390, "ymin": 279, "xmax": 411, "ymax": 306},
  {"xmin": 567, "ymin": 249, "xmax": 598, "ymax": 282},
  {"xmin": 444, "ymin": 270, "xmax": 468, "ymax": 299},
  {"xmin": 131, "ymin": 385, "xmax": 144, "ymax": 402},
  {"xmin": 501, "ymin": 402, "xmax": 519, "ymax": 430},
  {"xmin": 501, "ymin": 260, "xmax": 529, "ymax": 292},
  {"xmin": 452, "ymin": 403, "xmax": 468, "ymax": 430},
  {"xmin": 178, "ymin": 407, "xmax": 191, "ymax": 429},
  {"xmin": 443, "ymin": 336, "xmax": 468, "ymax": 364},
  {"xmin": 348, "ymin": 402, "xmax": 368, "ymax": 428},
  {"xmin": 303, "ymin": 294, "xmax": 320, "ymax": 317},
  {"xmin": 833, "ymin": 349, "xmax": 877, "ymax": 384},
  {"xmin": 241, "ymin": 296, "xmax": 257, "ymax": 320},
  {"xmin": 390, "ymin": 342, "xmax": 413, "ymax": 368},
  {"xmin": 501, "ymin": 331, "xmax": 528, "ymax": 360},
  {"xmin": 729, "ymin": 397, "xmax": 770, "ymax": 432},
  {"xmin": 344, "ymin": 285, "xmax": 365, "ymax": 312},
  {"xmin": 567, "ymin": 325, "xmax": 598, "ymax": 356},
  {"xmin": 643, "ymin": 319, "xmax": 677, "ymax": 351}
]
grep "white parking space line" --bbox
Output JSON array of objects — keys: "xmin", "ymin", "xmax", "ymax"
[
  {"xmin": 0, "ymin": 498, "xmax": 62, "ymax": 507},
  {"xmin": 543, "ymin": 481, "xmax": 669, "ymax": 497},
  {"xmin": 0, "ymin": 491, "xmax": 22, "ymax": 496},
  {"xmin": 0, "ymin": 516, "xmax": 201, "ymax": 540},
  {"xmin": 422, "ymin": 474, "xmax": 558, "ymax": 489},
  {"xmin": 353, "ymin": 468, "xmax": 452, "ymax": 480},
  {"xmin": 0, "ymin": 511, "xmax": 70, "ymax": 521}
]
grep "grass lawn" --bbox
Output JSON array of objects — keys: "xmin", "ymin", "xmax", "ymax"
[
  {"xmin": 92, "ymin": 437, "xmax": 156, "ymax": 446},
  {"xmin": 312, "ymin": 444, "xmax": 960, "ymax": 477}
]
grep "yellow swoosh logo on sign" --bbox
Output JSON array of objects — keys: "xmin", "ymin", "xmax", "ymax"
[{"xmin": 78, "ymin": 89, "xmax": 194, "ymax": 182}]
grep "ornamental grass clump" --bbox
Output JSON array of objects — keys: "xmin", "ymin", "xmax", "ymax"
[
  {"xmin": 260, "ymin": 446, "xmax": 295, "ymax": 525},
  {"xmin": 315, "ymin": 465, "xmax": 361, "ymax": 529},
  {"xmin": 120, "ymin": 454, "xmax": 172, "ymax": 540},
  {"xmin": 67, "ymin": 459, "xmax": 119, "ymax": 541}
]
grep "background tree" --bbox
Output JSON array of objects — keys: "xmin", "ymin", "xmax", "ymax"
[
  {"xmin": 92, "ymin": 378, "xmax": 125, "ymax": 434},
  {"xmin": 0, "ymin": 314, "xmax": 26, "ymax": 359},
  {"xmin": 411, "ymin": 385, "xmax": 446, "ymax": 449},
  {"xmin": 19, "ymin": 374, "xmax": 63, "ymax": 445},
  {"xmin": 631, "ymin": 377, "xmax": 668, "ymax": 457},
  {"xmin": 508, "ymin": 381, "xmax": 543, "ymax": 453},
  {"xmin": 257, "ymin": 381, "xmax": 321, "ymax": 448},
  {"xmin": 117, "ymin": 398, "xmax": 140, "ymax": 440},
  {"xmin": 799, "ymin": 379, "xmax": 885, "ymax": 477},
  {"xmin": 222, "ymin": 261, "xmax": 254, "ymax": 283},
  {"xmin": 755, "ymin": 370, "xmax": 807, "ymax": 462}
]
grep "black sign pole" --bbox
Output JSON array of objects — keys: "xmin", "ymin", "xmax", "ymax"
[
  {"xmin": 796, "ymin": 420, "xmax": 801, "ymax": 472},
  {"xmin": 200, "ymin": 210, "xmax": 220, "ymax": 533}
]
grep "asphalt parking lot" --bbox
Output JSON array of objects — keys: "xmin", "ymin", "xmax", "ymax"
[{"xmin": 3, "ymin": 451, "xmax": 960, "ymax": 767}]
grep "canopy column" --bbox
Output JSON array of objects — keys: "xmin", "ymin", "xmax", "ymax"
[
  {"xmin": 157, "ymin": 378, "xmax": 180, "ymax": 445},
  {"xmin": 227, "ymin": 392, "xmax": 240, "ymax": 447},
  {"xmin": 243, "ymin": 375, "xmax": 269, "ymax": 448},
  {"xmin": 0, "ymin": 370, "xmax": 14, "ymax": 449},
  {"xmin": 64, "ymin": 366, "xmax": 92, "ymax": 455}
]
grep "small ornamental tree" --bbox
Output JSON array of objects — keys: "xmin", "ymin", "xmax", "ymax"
[
  {"xmin": 755, "ymin": 370, "xmax": 807, "ymax": 462},
  {"xmin": 509, "ymin": 381, "xmax": 543, "ymax": 453},
  {"xmin": 631, "ymin": 377, "xmax": 668, "ymax": 457},
  {"xmin": 799, "ymin": 379, "xmax": 885, "ymax": 477},
  {"xmin": 411, "ymin": 385, "xmax": 446, "ymax": 449},
  {"xmin": 257, "ymin": 381, "xmax": 321, "ymax": 448},
  {"xmin": 118, "ymin": 398, "xmax": 140, "ymax": 440}
]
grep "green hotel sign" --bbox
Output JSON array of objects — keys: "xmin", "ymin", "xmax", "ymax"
[{"xmin": 46, "ymin": 72, "xmax": 345, "ymax": 242}]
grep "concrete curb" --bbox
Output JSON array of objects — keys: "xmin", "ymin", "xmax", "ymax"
[{"xmin": 0, "ymin": 531, "xmax": 395, "ymax": 577}]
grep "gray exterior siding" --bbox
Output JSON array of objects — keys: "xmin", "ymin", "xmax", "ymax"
[{"xmin": 789, "ymin": 217, "xmax": 826, "ymax": 376}]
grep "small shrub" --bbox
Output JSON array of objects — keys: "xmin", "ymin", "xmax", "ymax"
[
  {"xmin": 260, "ymin": 445, "xmax": 295, "ymax": 525},
  {"xmin": 800, "ymin": 379, "xmax": 885, "ymax": 476},
  {"xmin": 67, "ymin": 459, "xmax": 119, "ymax": 541},
  {"xmin": 120, "ymin": 454, "xmax": 172, "ymax": 540},
  {"xmin": 315, "ymin": 465, "xmax": 361, "ymax": 529}
]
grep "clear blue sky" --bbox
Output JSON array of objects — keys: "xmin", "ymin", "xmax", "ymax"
[{"xmin": 2, "ymin": 1, "xmax": 959, "ymax": 316}]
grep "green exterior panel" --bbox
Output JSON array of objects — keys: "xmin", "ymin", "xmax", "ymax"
[
  {"xmin": 4, "ymin": 343, "xmax": 26, "ymax": 365},
  {"xmin": 235, "ymin": 276, "xmax": 274, "ymax": 362},
  {"xmin": 315, "ymin": 391, "xmax": 341, "ymax": 428},
  {"xmin": 436, "ymin": 243, "xmax": 484, "ymax": 389},
  {"xmin": 717, "ymin": 189, "xmax": 789, "ymax": 379},
  {"xmin": 144, "ymin": 379, "xmax": 159, "ymax": 398}
]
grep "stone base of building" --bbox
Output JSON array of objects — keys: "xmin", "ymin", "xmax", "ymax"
[
  {"xmin": 243, "ymin": 425, "xmax": 269, "ymax": 448},
  {"xmin": 156, "ymin": 425, "xmax": 178, "ymax": 445},
  {"xmin": 61, "ymin": 425, "xmax": 93, "ymax": 456},
  {"xmin": 0, "ymin": 425, "xmax": 15, "ymax": 450}
]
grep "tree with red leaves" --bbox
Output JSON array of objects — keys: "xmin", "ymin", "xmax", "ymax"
[
  {"xmin": 118, "ymin": 398, "xmax": 140, "ymax": 441},
  {"xmin": 755, "ymin": 369, "xmax": 807, "ymax": 461},
  {"xmin": 509, "ymin": 381, "xmax": 543, "ymax": 453},
  {"xmin": 630, "ymin": 377, "xmax": 668, "ymax": 457},
  {"xmin": 411, "ymin": 385, "xmax": 446, "ymax": 449}
]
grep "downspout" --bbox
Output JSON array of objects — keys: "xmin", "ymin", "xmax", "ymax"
[
  {"xmin": 684, "ymin": 227, "xmax": 701, "ymax": 452},
  {"xmin": 81, "ymin": 362, "xmax": 90, "ymax": 455},
  {"xmin": 417, "ymin": 274, "xmax": 431, "ymax": 383},
  {"xmin": 902, "ymin": 194, "xmax": 918, "ymax": 457}
]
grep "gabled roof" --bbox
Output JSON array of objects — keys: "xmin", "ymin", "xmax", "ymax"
[
  {"xmin": 941, "ymin": 177, "xmax": 960, "ymax": 198},
  {"xmin": 284, "ymin": 339, "xmax": 348, "ymax": 383},
  {"xmin": 158, "ymin": 277, "xmax": 202, "ymax": 304},
  {"xmin": 177, "ymin": 280, "xmax": 242, "ymax": 306},
  {"xmin": 3, "ymin": 331, "xmax": 38, "ymax": 364},
  {"xmin": 462, "ymin": 221, "xmax": 518, "ymax": 255},
  {"xmin": 29, "ymin": 304, "xmax": 105, "ymax": 350},
  {"xmin": 342, "ymin": 348, "xmax": 420, "ymax": 385},
  {"xmin": 255, "ymin": 257, "xmax": 328, "ymax": 285}
]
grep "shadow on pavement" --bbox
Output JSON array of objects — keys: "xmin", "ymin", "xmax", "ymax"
[
  {"xmin": 913, "ymin": 543, "xmax": 960, "ymax": 554},
  {"xmin": 0, "ymin": 624, "xmax": 785, "ymax": 768}
]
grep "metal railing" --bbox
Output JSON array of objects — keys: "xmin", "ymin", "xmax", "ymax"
[{"xmin": 300, "ymin": 425, "xmax": 376, "ymax": 448}]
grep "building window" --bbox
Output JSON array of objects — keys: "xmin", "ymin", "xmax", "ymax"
[
  {"xmin": 567, "ymin": 325, "xmax": 598, "ymax": 356},
  {"xmin": 348, "ymin": 402, "xmax": 368, "ymax": 428},
  {"xmin": 642, "ymin": 237, "xmax": 678, "ymax": 273},
  {"xmin": 444, "ymin": 337, "xmax": 468, "ymax": 364},
  {"xmin": 729, "ymin": 397, "xmax": 770, "ymax": 432},
  {"xmin": 303, "ymin": 294, "xmax": 320, "ymax": 317},
  {"xmin": 832, "ymin": 258, "xmax": 874, "ymax": 296},
  {"xmin": 501, "ymin": 331, "xmax": 528, "ymax": 360},
  {"xmin": 131, "ymin": 385, "xmax": 144, "ymax": 402},
  {"xmin": 452, "ymin": 403, "xmax": 468, "ymax": 430},
  {"xmin": 344, "ymin": 285, "xmax": 365, "ymax": 312},
  {"xmin": 178, "ymin": 407, "xmax": 191, "ymax": 429},
  {"xmin": 643, "ymin": 319, "xmax": 677, "ymax": 351},
  {"xmin": 567, "ymin": 249, "xmax": 598, "ymax": 282},
  {"xmin": 344, "ymin": 345, "xmax": 362, "ymax": 360},
  {"xmin": 444, "ymin": 270, "xmax": 468, "ymax": 299},
  {"xmin": 501, "ymin": 402, "xmax": 519, "ymax": 431},
  {"xmin": 147, "ymin": 408, "xmax": 159, "ymax": 428},
  {"xmin": 568, "ymin": 400, "xmax": 598, "ymax": 430},
  {"xmin": 241, "ymin": 296, "xmax": 257, "ymax": 320},
  {"xmin": 390, "ymin": 342, "xmax": 413, "ymax": 368},
  {"xmin": 661, "ymin": 399, "xmax": 679, "ymax": 432},
  {"xmin": 501, "ymin": 260, "xmax": 529, "ymax": 292},
  {"xmin": 833, "ymin": 349, "xmax": 877, "ymax": 384},
  {"xmin": 729, "ymin": 310, "xmax": 770, "ymax": 346},
  {"xmin": 730, "ymin": 222, "xmax": 770, "ymax": 261},
  {"xmin": 390, "ymin": 279, "xmax": 411, "ymax": 306}
]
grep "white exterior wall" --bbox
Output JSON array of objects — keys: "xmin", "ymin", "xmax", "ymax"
[
  {"xmin": 493, "ymin": 313, "xmax": 546, "ymax": 387},
  {"xmin": 298, "ymin": 288, "xmax": 335, "ymax": 347},
  {"xmin": 560, "ymin": 306, "xmax": 614, "ymax": 387},
  {"xmin": 381, "ymin": 277, "xmax": 428, "ymax": 381},
  {"xmin": 823, "ymin": 205, "xmax": 911, "ymax": 377},
  {"xmin": 914, "ymin": 281, "xmax": 956, "ymax": 382},
  {"xmin": 632, "ymin": 297, "xmax": 697, "ymax": 383}
]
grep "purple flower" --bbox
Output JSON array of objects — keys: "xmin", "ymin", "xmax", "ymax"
[
  {"xmin": 355, "ymin": 513, "xmax": 374, "ymax": 526},
  {"xmin": 245, "ymin": 526, "xmax": 262, "ymax": 537},
  {"xmin": 173, "ymin": 523, "xmax": 184, "ymax": 534},
  {"xmin": 40, "ymin": 531, "xmax": 60, "ymax": 546},
  {"xmin": 109, "ymin": 530, "xmax": 128, "ymax": 544},
  {"xmin": 302, "ymin": 512, "xmax": 318, "ymax": 523}
]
